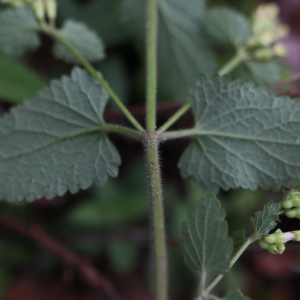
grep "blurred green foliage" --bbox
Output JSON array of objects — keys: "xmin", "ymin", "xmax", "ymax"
[{"xmin": 0, "ymin": 0, "xmax": 292, "ymax": 299}]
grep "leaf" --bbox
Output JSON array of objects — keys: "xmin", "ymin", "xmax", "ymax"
[
  {"xmin": 178, "ymin": 74, "xmax": 300, "ymax": 192},
  {"xmin": 53, "ymin": 20, "xmax": 105, "ymax": 63},
  {"xmin": 202, "ymin": 8, "xmax": 252, "ymax": 48},
  {"xmin": 250, "ymin": 202, "xmax": 280, "ymax": 239},
  {"xmin": 0, "ymin": 52, "xmax": 46, "ymax": 104},
  {"xmin": 180, "ymin": 193, "xmax": 232, "ymax": 277},
  {"xmin": 57, "ymin": 0, "xmax": 127, "ymax": 46},
  {"xmin": 233, "ymin": 61, "xmax": 281, "ymax": 87},
  {"xmin": 0, "ymin": 67, "xmax": 121, "ymax": 202},
  {"xmin": 231, "ymin": 229, "xmax": 246, "ymax": 252},
  {"xmin": 121, "ymin": 0, "xmax": 216, "ymax": 100},
  {"xmin": 220, "ymin": 288, "xmax": 251, "ymax": 300},
  {"xmin": 0, "ymin": 7, "xmax": 40, "ymax": 56}
]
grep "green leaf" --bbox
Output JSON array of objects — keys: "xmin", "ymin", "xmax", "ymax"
[
  {"xmin": 178, "ymin": 74, "xmax": 300, "ymax": 192},
  {"xmin": 220, "ymin": 288, "xmax": 250, "ymax": 300},
  {"xmin": 0, "ymin": 7, "xmax": 40, "ymax": 56},
  {"xmin": 250, "ymin": 202, "xmax": 280, "ymax": 239},
  {"xmin": 121, "ymin": 0, "xmax": 216, "ymax": 99},
  {"xmin": 233, "ymin": 61, "xmax": 281, "ymax": 87},
  {"xmin": 202, "ymin": 8, "xmax": 252, "ymax": 48},
  {"xmin": 53, "ymin": 20, "xmax": 105, "ymax": 63},
  {"xmin": 0, "ymin": 52, "xmax": 46, "ymax": 104},
  {"xmin": 231, "ymin": 229, "xmax": 246, "ymax": 252},
  {"xmin": 180, "ymin": 194, "xmax": 232, "ymax": 277},
  {"xmin": 0, "ymin": 67, "xmax": 121, "ymax": 202}
]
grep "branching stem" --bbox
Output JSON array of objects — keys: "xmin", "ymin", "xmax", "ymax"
[
  {"xmin": 156, "ymin": 48, "xmax": 247, "ymax": 134},
  {"xmin": 205, "ymin": 237, "xmax": 254, "ymax": 294},
  {"xmin": 145, "ymin": 1, "xmax": 167, "ymax": 300},
  {"xmin": 40, "ymin": 25, "xmax": 144, "ymax": 133}
]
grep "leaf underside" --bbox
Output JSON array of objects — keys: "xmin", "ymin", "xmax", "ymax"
[
  {"xmin": 220, "ymin": 288, "xmax": 251, "ymax": 300},
  {"xmin": 180, "ymin": 193, "xmax": 232, "ymax": 276},
  {"xmin": 0, "ymin": 7, "xmax": 40, "ymax": 56},
  {"xmin": 0, "ymin": 67, "xmax": 121, "ymax": 202},
  {"xmin": 250, "ymin": 202, "xmax": 280, "ymax": 239},
  {"xmin": 53, "ymin": 20, "xmax": 105, "ymax": 63},
  {"xmin": 179, "ymin": 74, "xmax": 300, "ymax": 192},
  {"xmin": 202, "ymin": 7, "xmax": 252, "ymax": 47}
]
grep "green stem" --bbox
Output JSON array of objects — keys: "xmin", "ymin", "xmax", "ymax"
[
  {"xmin": 205, "ymin": 237, "xmax": 254, "ymax": 294},
  {"xmin": 102, "ymin": 124, "xmax": 144, "ymax": 140},
  {"xmin": 157, "ymin": 48, "xmax": 247, "ymax": 134},
  {"xmin": 195, "ymin": 273, "xmax": 206, "ymax": 300},
  {"xmin": 156, "ymin": 103, "xmax": 191, "ymax": 134},
  {"xmin": 158, "ymin": 128, "xmax": 197, "ymax": 141},
  {"xmin": 145, "ymin": 133, "xmax": 167, "ymax": 300},
  {"xmin": 40, "ymin": 25, "xmax": 144, "ymax": 133},
  {"xmin": 218, "ymin": 47, "xmax": 247, "ymax": 77},
  {"xmin": 145, "ymin": 1, "xmax": 167, "ymax": 300},
  {"xmin": 146, "ymin": 0, "xmax": 158, "ymax": 132}
]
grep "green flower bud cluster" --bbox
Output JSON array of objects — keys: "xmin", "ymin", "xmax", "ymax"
[
  {"xmin": 31, "ymin": 0, "xmax": 57, "ymax": 23},
  {"xmin": 245, "ymin": 3, "xmax": 289, "ymax": 61},
  {"xmin": 0, "ymin": 0, "xmax": 57, "ymax": 23},
  {"xmin": 281, "ymin": 190, "xmax": 300, "ymax": 219},
  {"xmin": 258, "ymin": 229, "xmax": 300, "ymax": 254}
]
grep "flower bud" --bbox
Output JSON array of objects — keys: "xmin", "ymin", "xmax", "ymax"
[
  {"xmin": 32, "ymin": 0, "xmax": 45, "ymax": 21},
  {"xmin": 264, "ymin": 229, "xmax": 295, "ymax": 245},
  {"xmin": 45, "ymin": 0, "xmax": 57, "ymax": 21},
  {"xmin": 253, "ymin": 47, "xmax": 273, "ymax": 60},
  {"xmin": 285, "ymin": 207, "xmax": 300, "ymax": 218},
  {"xmin": 292, "ymin": 230, "xmax": 300, "ymax": 242},
  {"xmin": 266, "ymin": 243, "xmax": 285, "ymax": 254},
  {"xmin": 258, "ymin": 239, "xmax": 269, "ymax": 249}
]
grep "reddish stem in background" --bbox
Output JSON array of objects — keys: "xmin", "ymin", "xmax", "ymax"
[{"xmin": 0, "ymin": 214, "xmax": 124, "ymax": 300}]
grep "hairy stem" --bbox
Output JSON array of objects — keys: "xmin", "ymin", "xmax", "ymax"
[
  {"xmin": 103, "ymin": 124, "xmax": 144, "ymax": 140},
  {"xmin": 145, "ymin": 1, "xmax": 167, "ymax": 299},
  {"xmin": 145, "ymin": 133, "xmax": 167, "ymax": 300},
  {"xmin": 205, "ymin": 237, "xmax": 254, "ymax": 294},
  {"xmin": 146, "ymin": 0, "xmax": 158, "ymax": 132},
  {"xmin": 158, "ymin": 128, "xmax": 197, "ymax": 141},
  {"xmin": 157, "ymin": 48, "xmax": 247, "ymax": 133},
  {"xmin": 40, "ymin": 25, "xmax": 144, "ymax": 133}
]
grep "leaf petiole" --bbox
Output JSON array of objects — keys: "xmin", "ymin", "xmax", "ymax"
[
  {"xmin": 40, "ymin": 24, "xmax": 145, "ymax": 133},
  {"xmin": 205, "ymin": 237, "xmax": 254, "ymax": 294},
  {"xmin": 156, "ymin": 48, "xmax": 247, "ymax": 134}
]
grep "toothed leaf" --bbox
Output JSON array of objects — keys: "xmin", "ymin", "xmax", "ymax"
[
  {"xmin": 178, "ymin": 74, "xmax": 300, "ymax": 192},
  {"xmin": 0, "ymin": 67, "xmax": 121, "ymax": 202}
]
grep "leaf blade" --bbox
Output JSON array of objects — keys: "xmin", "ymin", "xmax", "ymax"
[
  {"xmin": 202, "ymin": 8, "xmax": 252, "ymax": 48},
  {"xmin": 0, "ymin": 7, "xmax": 40, "ymax": 56},
  {"xmin": 179, "ymin": 74, "xmax": 300, "ymax": 192},
  {"xmin": 53, "ymin": 20, "xmax": 105, "ymax": 63},
  {"xmin": 250, "ymin": 202, "xmax": 280, "ymax": 239},
  {"xmin": 180, "ymin": 194, "xmax": 232, "ymax": 276},
  {"xmin": 221, "ymin": 288, "xmax": 251, "ymax": 300},
  {"xmin": 0, "ymin": 67, "xmax": 121, "ymax": 202}
]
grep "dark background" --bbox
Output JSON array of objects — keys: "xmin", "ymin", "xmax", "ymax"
[{"xmin": 0, "ymin": 0, "xmax": 300, "ymax": 299}]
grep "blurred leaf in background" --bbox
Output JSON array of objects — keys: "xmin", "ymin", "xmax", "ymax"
[{"xmin": 0, "ymin": 52, "xmax": 46, "ymax": 105}]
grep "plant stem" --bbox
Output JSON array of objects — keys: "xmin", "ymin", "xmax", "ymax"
[
  {"xmin": 218, "ymin": 47, "xmax": 247, "ymax": 77},
  {"xmin": 145, "ymin": 1, "xmax": 167, "ymax": 300},
  {"xmin": 40, "ymin": 25, "xmax": 144, "ymax": 133},
  {"xmin": 145, "ymin": 133, "xmax": 167, "ymax": 300},
  {"xmin": 156, "ymin": 103, "xmax": 191, "ymax": 134},
  {"xmin": 102, "ymin": 124, "xmax": 144, "ymax": 141},
  {"xmin": 158, "ymin": 128, "xmax": 197, "ymax": 141},
  {"xmin": 146, "ymin": 0, "xmax": 158, "ymax": 132},
  {"xmin": 157, "ymin": 48, "xmax": 247, "ymax": 133},
  {"xmin": 205, "ymin": 237, "xmax": 254, "ymax": 294}
]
